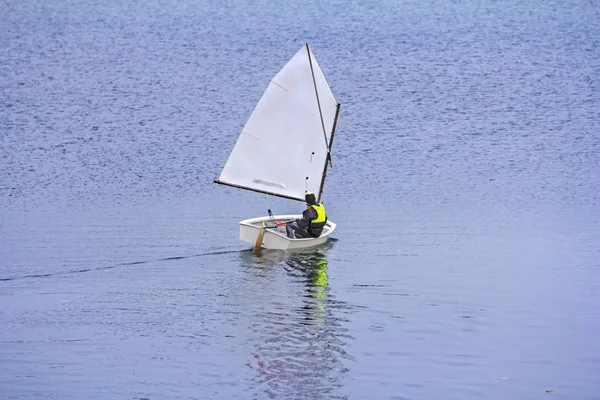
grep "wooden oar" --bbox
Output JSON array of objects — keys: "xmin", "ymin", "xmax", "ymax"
[{"xmin": 253, "ymin": 226, "xmax": 266, "ymax": 252}]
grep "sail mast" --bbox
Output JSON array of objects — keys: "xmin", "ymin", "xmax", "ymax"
[
  {"xmin": 306, "ymin": 43, "xmax": 329, "ymax": 148},
  {"xmin": 317, "ymin": 103, "xmax": 341, "ymax": 204}
]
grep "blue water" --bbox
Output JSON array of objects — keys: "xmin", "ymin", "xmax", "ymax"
[{"xmin": 1, "ymin": 0, "xmax": 599, "ymax": 399}]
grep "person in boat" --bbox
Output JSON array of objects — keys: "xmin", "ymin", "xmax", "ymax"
[{"xmin": 286, "ymin": 191, "xmax": 327, "ymax": 239}]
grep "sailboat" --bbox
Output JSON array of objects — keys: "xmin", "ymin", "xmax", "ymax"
[{"xmin": 214, "ymin": 43, "xmax": 341, "ymax": 251}]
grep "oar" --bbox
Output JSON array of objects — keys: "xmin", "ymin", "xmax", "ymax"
[{"xmin": 253, "ymin": 225, "xmax": 265, "ymax": 252}]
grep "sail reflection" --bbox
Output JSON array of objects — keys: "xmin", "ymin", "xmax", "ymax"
[{"xmin": 238, "ymin": 242, "xmax": 352, "ymax": 400}]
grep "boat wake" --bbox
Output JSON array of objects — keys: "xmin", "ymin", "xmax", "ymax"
[{"xmin": 0, "ymin": 248, "xmax": 244, "ymax": 282}]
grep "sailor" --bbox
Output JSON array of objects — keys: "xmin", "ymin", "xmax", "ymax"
[{"xmin": 286, "ymin": 191, "xmax": 327, "ymax": 239}]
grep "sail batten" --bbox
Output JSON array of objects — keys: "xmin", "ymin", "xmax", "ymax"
[{"xmin": 216, "ymin": 44, "xmax": 338, "ymax": 201}]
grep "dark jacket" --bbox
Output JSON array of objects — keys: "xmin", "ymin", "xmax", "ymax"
[{"xmin": 296, "ymin": 204, "xmax": 327, "ymax": 238}]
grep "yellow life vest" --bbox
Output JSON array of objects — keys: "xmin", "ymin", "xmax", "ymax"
[{"xmin": 309, "ymin": 203, "xmax": 326, "ymax": 224}]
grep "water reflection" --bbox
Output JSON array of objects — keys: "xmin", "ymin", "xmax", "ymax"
[{"xmin": 238, "ymin": 242, "xmax": 352, "ymax": 400}]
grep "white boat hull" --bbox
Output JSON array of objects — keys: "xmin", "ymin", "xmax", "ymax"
[{"xmin": 240, "ymin": 214, "xmax": 336, "ymax": 250}]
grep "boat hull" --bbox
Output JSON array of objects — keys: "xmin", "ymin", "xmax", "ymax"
[{"xmin": 240, "ymin": 214, "xmax": 336, "ymax": 250}]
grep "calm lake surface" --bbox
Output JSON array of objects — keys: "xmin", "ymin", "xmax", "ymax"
[{"xmin": 1, "ymin": 0, "xmax": 599, "ymax": 399}]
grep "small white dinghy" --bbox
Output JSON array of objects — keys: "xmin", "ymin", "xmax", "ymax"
[
  {"xmin": 215, "ymin": 43, "xmax": 341, "ymax": 251},
  {"xmin": 240, "ymin": 215, "xmax": 337, "ymax": 251}
]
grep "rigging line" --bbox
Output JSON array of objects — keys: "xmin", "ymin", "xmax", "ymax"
[
  {"xmin": 263, "ymin": 193, "xmax": 271, "ymax": 212},
  {"xmin": 262, "ymin": 194, "xmax": 277, "ymax": 227},
  {"xmin": 306, "ymin": 43, "xmax": 329, "ymax": 149}
]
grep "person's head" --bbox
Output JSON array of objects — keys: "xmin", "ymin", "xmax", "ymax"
[{"xmin": 305, "ymin": 190, "xmax": 317, "ymax": 206}]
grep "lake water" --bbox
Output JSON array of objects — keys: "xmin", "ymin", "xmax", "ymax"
[{"xmin": 1, "ymin": 0, "xmax": 599, "ymax": 399}]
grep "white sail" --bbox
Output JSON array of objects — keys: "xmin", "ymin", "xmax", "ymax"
[{"xmin": 216, "ymin": 44, "xmax": 338, "ymax": 202}]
